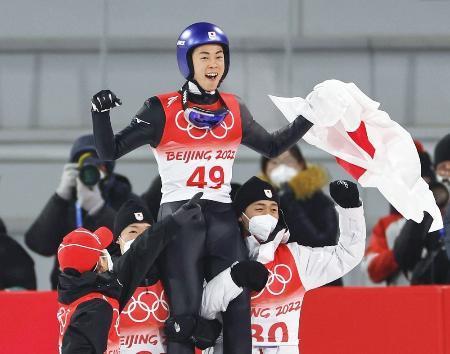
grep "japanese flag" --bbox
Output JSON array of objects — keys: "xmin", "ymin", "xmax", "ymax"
[{"xmin": 270, "ymin": 80, "xmax": 443, "ymax": 232}]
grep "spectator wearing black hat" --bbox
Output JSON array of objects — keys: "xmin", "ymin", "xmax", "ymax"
[
  {"xmin": 435, "ymin": 133, "xmax": 450, "ymax": 191},
  {"xmin": 25, "ymin": 134, "xmax": 136, "ymax": 289},
  {"xmin": 115, "ymin": 197, "xmax": 267, "ymax": 353},
  {"xmin": 394, "ymin": 182, "xmax": 450, "ymax": 284},
  {"xmin": 193, "ymin": 176, "xmax": 366, "ymax": 354},
  {"xmin": 434, "ymin": 133, "xmax": 450, "ymax": 261},
  {"xmin": 0, "ymin": 218, "xmax": 36, "ymax": 290},
  {"xmin": 113, "ymin": 197, "xmax": 169, "ymax": 353}
]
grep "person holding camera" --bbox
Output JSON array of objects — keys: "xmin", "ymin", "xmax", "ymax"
[{"xmin": 25, "ymin": 134, "xmax": 136, "ymax": 289}]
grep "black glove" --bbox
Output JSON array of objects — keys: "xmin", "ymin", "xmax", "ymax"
[
  {"xmin": 172, "ymin": 192, "xmax": 203, "ymax": 225},
  {"xmin": 393, "ymin": 212, "xmax": 433, "ymax": 271},
  {"xmin": 192, "ymin": 317, "xmax": 222, "ymax": 350},
  {"xmin": 164, "ymin": 315, "xmax": 196, "ymax": 342},
  {"xmin": 91, "ymin": 90, "xmax": 122, "ymax": 112},
  {"xmin": 329, "ymin": 180, "xmax": 361, "ymax": 208},
  {"xmin": 230, "ymin": 260, "xmax": 269, "ymax": 292},
  {"xmin": 164, "ymin": 315, "xmax": 222, "ymax": 350}
]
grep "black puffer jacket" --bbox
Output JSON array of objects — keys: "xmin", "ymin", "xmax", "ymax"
[{"xmin": 0, "ymin": 217, "xmax": 37, "ymax": 290}]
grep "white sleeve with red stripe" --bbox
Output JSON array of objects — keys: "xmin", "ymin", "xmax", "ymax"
[{"xmin": 288, "ymin": 205, "xmax": 366, "ymax": 291}]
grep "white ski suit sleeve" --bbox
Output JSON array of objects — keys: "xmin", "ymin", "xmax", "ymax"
[
  {"xmin": 292, "ymin": 204, "xmax": 366, "ymax": 291},
  {"xmin": 200, "ymin": 204, "xmax": 366, "ymax": 318},
  {"xmin": 200, "ymin": 266, "xmax": 243, "ymax": 320}
]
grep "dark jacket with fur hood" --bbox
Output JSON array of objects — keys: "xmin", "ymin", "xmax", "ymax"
[{"xmin": 262, "ymin": 165, "xmax": 341, "ymax": 285}]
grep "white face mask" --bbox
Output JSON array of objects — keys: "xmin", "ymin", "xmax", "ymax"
[
  {"xmin": 95, "ymin": 249, "xmax": 113, "ymax": 272},
  {"xmin": 243, "ymin": 213, "xmax": 278, "ymax": 243},
  {"xmin": 436, "ymin": 174, "xmax": 450, "ymax": 192},
  {"xmin": 121, "ymin": 238, "xmax": 134, "ymax": 254},
  {"xmin": 269, "ymin": 164, "xmax": 298, "ymax": 186}
]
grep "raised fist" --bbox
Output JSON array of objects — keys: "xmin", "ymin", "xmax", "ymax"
[
  {"xmin": 91, "ymin": 90, "xmax": 122, "ymax": 112},
  {"xmin": 329, "ymin": 180, "xmax": 361, "ymax": 208}
]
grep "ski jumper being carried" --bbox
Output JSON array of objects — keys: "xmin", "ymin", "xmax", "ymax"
[{"xmin": 91, "ymin": 22, "xmax": 313, "ymax": 353}]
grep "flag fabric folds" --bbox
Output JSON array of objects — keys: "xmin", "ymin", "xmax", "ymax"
[{"xmin": 270, "ymin": 80, "xmax": 443, "ymax": 232}]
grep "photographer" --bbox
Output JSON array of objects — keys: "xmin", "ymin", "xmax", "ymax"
[{"xmin": 25, "ymin": 134, "xmax": 135, "ymax": 289}]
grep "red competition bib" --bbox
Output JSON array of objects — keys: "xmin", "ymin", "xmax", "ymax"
[
  {"xmin": 154, "ymin": 92, "xmax": 242, "ymax": 204},
  {"xmin": 57, "ymin": 292, "xmax": 120, "ymax": 354},
  {"xmin": 119, "ymin": 282, "xmax": 169, "ymax": 353},
  {"xmin": 250, "ymin": 245, "xmax": 306, "ymax": 346}
]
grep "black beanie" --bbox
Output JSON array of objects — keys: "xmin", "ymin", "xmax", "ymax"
[
  {"xmin": 113, "ymin": 198, "xmax": 154, "ymax": 240},
  {"xmin": 0, "ymin": 218, "xmax": 6, "ymax": 235},
  {"xmin": 419, "ymin": 151, "xmax": 436, "ymax": 182},
  {"xmin": 233, "ymin": 176, "xmax": 280, "ymax": 216},
  {"xmin": 434, "ymin": 134, "xmax": 450, "ymax": 167}
]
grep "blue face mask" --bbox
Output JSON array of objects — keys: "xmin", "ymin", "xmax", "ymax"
[{"xmin": 182, "ymin": 87, "xmax": 230, "ymax": 130}]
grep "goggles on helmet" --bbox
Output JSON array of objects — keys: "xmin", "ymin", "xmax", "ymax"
[{"xmin": 182, "ymin": 87, "xmax": 229, "ymax": 130}]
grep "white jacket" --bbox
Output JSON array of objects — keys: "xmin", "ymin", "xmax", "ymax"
[{"xmin": 201, "ymin": 204, "xmax": 366, "ymax": 353}]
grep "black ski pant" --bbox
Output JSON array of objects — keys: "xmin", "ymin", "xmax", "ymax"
[{"xmin": 158, "ymin": 199, "xmax": 251, "ymax": 354}]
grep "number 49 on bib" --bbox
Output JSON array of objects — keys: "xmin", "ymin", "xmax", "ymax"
[{"xmin": 186, "ymin": 166, "xmax": 224, "ymax": 189}]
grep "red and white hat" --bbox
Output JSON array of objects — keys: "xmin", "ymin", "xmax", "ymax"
[{"xmin": 57, "ymin": 227, "xmax": 113, "ymax": 273}]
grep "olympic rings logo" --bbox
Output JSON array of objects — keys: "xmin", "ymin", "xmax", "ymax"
[
  {"xmin": 122, "ymin": 290, "xmax": 169, "ymax": 323},
  {"xmin": 252, "ymin": 264, "xmax": 292, "ymax": 299},
  {"xmin": 57, "ymin": 307, "xmax": 70, "ymax": 335},
  {"xmin": 175, "ymin": 110, "xmax": 235, "ymax": 140},
  {"xmin": 113, "ymin": 308, "xmax": 121, "ymax": 337}
]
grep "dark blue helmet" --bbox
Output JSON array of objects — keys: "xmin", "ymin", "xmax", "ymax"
[{"xmin": 176, "ymin": 22, "xmax": 230, "ymax": 82}]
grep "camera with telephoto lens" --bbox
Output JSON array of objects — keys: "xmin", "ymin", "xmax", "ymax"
[{"xmin": 78, "ymin": 152, "xmax": 101, "ymax": 186}]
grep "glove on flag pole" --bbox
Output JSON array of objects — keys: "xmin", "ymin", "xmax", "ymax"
[{"xmin": 270, "ymin": 79, "xmax": 443, "ymax": 232}]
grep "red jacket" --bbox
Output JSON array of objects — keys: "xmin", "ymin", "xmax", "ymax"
[{"xmin": 365, "ymin": 213, "xmax": 404, "ymax": 283}]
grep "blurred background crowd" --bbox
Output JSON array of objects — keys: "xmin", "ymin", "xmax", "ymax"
[{"xmin": 0, "ymin": 0, "xmax": 449, "ymax": 290}]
